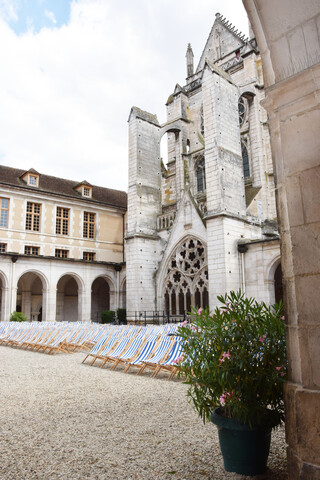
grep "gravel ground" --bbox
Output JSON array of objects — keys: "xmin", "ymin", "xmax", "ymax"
[{"xmin": 0, "ymin": 347, "xmax": 288, "ymax": 480}]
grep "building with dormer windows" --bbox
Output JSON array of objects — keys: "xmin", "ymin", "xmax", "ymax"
[{"xmin": 0, "ymin": 165, "xmax": 126, "ymax": 322}]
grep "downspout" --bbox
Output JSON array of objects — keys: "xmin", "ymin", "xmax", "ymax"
[{"xmin": 237, "ymin": 244, "xmax": 248, "ymax": 295}]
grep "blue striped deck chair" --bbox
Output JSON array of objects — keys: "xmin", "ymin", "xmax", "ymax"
[
  {"xmin": 96, "ymin": 335, "xmax": 135, "ymax": 368},
  {"xmin": 136, "ymin": 336, "xmax": 176, "ymax": 376},
  {"xmin": 15, "ymin": 327, "xmax": 43, "ymax": 348},
  {"xmin": 82, "ymin": 331, "xmax": 113, "ymax": 365},
  {"xmin": 151, "ymin": 340, "xmax": 184, "ymax": 380},
  {"xmin": 28, "ymin": 328, "xmax": 58, "ymax": 351},
  {"xmin": 123, "ymin": 336, "xmax": 163, "ymax": 374},
  {"xmin": 4, "ymin": 326, "xmax": 33, "ymax": 347},
  {"xmin": 107, "ymin": 334, "xmax": 152, "ymax": 370},
  {"xmin": 0, "ymin": 324, "xmax": 20, "ymax": 345},
  {"xmin": 40, "ymin": 329, "xmax": 74, "ymax": 355},
  {"xmin": 87, "ymin": 331, "xmax": 125, "ymax": 366}
]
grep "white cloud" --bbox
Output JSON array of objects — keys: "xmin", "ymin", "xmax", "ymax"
[
  {"xmin": 0, "ymin": 0, "xmax": 249, "ymax": 191},
  {"xmin": 44, "ymin": 9, "xmax": 56, "ymax": 24},
  {"xmin": 0, "ymin": 0, "xmax": 18, "ymax": 22}
]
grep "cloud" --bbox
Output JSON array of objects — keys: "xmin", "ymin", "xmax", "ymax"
[
  {"xmin": 44, "ymin": 9, "xmax": 56, "ymax": 24},
  {"xmin": 0, "ymin": 0, "xmax": 249, "ymax": 191},
  {"xmin": 0, "ymin": 0, "xmax": 18, "ymax": 22}
]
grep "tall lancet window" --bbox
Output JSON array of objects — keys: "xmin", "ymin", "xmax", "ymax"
[
  {"xmin": 241, "ymin": 138, "xmax": 250, "ymax": 178},
  {"xmin": 196, "ymin": 158, "xmax": 206, "ymax": 193}
]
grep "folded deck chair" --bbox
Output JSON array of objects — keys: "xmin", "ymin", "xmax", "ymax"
[
  {"xmin": 136, "ymin": 336, "xmax": 176, "ymax": 376},
  {"xmin": 151, "ymin": 340, "xmax": 184, "ymax": 380}
]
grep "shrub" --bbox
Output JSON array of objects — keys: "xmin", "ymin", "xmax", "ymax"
[
  {"xmin": 10, "ymin": 311, "xmax": 28, "ymax": 322},
  {"xmin": 117, "ymin": 308, "xmax": 126, "ymax": 324},
  {"xmin": 101, "ymin": 310, "xmax": 115, "ymax": 324},
  {"xmin": 177, "ymin": 290, "xmax": 287, "ymax": 428}
]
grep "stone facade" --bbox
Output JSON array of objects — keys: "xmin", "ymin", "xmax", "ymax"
[
  {"xmin": 243, "ymin": 1, "xmax": 320, "ymax": 477},
  {"xmin": 0, "ymin": 166, "xmax": 126, "ymax": 322},
  {"xmin": 126, "ymin": 14, "xmax": 281, "ymax": 319}
]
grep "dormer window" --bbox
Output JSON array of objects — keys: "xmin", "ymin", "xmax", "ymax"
[
  {"xmin": 28, "ymin": 174, "xmax": 38, "ymax": 186},
  {"xmin": 20, "ymin": 169, "xmax": 40, "ymax": 187},
  {"xmin": 83, "ymin": 186, "xmax": 91, "ymax": 197},
  {"xmin": 73, "ymin": 181, "xmax": 92, "ymax": 198}
]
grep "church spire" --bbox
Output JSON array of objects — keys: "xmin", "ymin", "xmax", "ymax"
[{"xmin": 186, "ymin": 43, "xmax": 194, "ymax": 78}]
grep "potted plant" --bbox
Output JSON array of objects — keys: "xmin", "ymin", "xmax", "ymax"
[{"xmin": 177, "ymin": 290, "xmax": 287, "ymax": 476}]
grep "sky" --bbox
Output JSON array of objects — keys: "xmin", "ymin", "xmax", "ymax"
[{"xmin": 0, "ymin": 0, "xmax": 249, "ymax": 192}]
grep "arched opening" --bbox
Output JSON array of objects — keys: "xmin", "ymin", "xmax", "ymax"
[
  {"xmin": 17, "ymin": 272, "xmax": 45, "ymax": 321},
  {"xmin": 91, "ymin": 277, "xmax": 110, "ymax": 323},
  {"xmin": 56, "ymin": 275, "xmax": 79, "ymax": 322},
  {"xmin": 274, "ymin": 263, "xmax": 283, "ymax": 305}
]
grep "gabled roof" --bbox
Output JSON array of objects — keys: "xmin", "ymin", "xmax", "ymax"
[
  {"xmin": 0, "ymin": 165, "xmax": 127, "ymax": 210},
  {"xmin": 196, "ymin": 13, "xmax": 248, "ymax": 73}
]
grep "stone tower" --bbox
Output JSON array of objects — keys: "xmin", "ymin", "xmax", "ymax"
[{"xmin": 126, "ymin": 13, "xmax": 280, "ymax": 318}]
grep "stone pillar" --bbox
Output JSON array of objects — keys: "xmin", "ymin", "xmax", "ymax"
[
  {"xmin": 21, "ymin": 291, "xmax": 32, "ymax": 321},
  {"xmin": 44, "ymin": 287, "xmax": 57, "ymax": 322},
  {"xmin": 243, "ymin": 1, "xmax": 320, "ymax": 476},
  {"xmin": 79, "ymin": 287, "xmax": 91, "ymax": 323},
  {"xmin": 202, "ymin": 62, "xmax": 246, "ymax": 307},
  {"xmin": 126, "ymin": 107, "xmax": 162, "ymax": 317}
]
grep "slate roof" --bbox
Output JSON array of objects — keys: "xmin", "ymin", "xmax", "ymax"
[{"xmin": 0, "ymin": 165, "xmax": 127, "ymax": 210}]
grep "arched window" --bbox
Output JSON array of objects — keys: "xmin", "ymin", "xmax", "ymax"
[
  {"xmin": 238, "ymin": 96, "xmax": 247, "ymax": 127},
  {"xmin": 241, "ymin": 138, "xmax": 250, "ymax": 178},
  {"xmin": 196, "ymin": 158, "xmax": 206, "ymax": 193},
  {"xmin": 163, "ymin": 237, "xmax": 208, "ymax": 315}
]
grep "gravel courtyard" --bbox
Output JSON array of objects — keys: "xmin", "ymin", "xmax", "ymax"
[{"xmin": 0, "ymin": 347, "xmax": 288, "ymax": 480}]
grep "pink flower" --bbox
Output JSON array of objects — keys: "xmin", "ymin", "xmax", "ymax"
[
  {"xmin": 197, "ymin": 307, "xmax": 203, "ymax": 315},
  {"xmin": 220, "ymin": 392, "xmax": 231, "ymax": 405},
  {"xmin": 173, "ymin": 356, "xmax": 183, "ymax": 364},
  {"xmin": 191, "ymin": 326, "xmax": 197, "ymax": 331},
  {"xmin": 181, "ymin": 320, "xmax": 188, "ymax": 327},
  {"xmin": 281, "ymin": 316, "xmax": 285, "ymax": 320},
  {"xmin": 219, "ymin": 350, "xmax": 231, "ymax": 363},
  {"xmin": 259, "ymin": 335, "xmax": 266, "ymax": 343},
  {"xmin": 275, "ymin": 366, "xmax": 282, "ymax": 371}
]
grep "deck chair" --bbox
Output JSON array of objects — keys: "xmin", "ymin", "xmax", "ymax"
[
  {"xmin": 151, "ymin": 340, "xmax": 184, "ymax": 380},
  {"xmin": 81, "ymin": 331, "xmax": 113, "ymax": 365},
  {"xmin": 97, "ymin": 335, "xmax": 136, "ymax": 369},
  {"xmin": 123, "ymin": 337, "xmax": 162, "ymax": 374},
  {"xmin": 106, "ymin": 334, "xmax": 154, "ymax": 370},
  {"xmin": 86, "ymin": 331, "xmax": 125, "ymax": 366},
  {"xmin": 135, "ymin": 336, "xmax": 176, "ymax": 376}
]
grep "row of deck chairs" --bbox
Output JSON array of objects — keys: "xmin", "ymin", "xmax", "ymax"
[
  {"xmin": 82, "ymin": 324, "xmax": 184, "ymax": 380},
  {"xmin": 0, "ymin": 322, "xmax": 112, "ymax": 355}
]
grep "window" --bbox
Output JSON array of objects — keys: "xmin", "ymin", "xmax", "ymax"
[
  {"xmin": 28, "ymin": 175, "xmax": 38, "ymax": 186},
  {"xmin": 242, "ymin": 138, "xmax": 250, "ymax": 178},
  {"xmin": 25, "ymin": 246, "xmax": 39, "ymax": 255},
  {"xmin": 83, "ymin": 212, "xmax": 95, "ymax": 239},
  {"xmin": 196, "ymin": 158, "xmax": 206, "ymax": 193},
  {"xmin": 0, "ymin": 243, "xmax": 7, "ymax": 253},
  {"xmin": 83, "ymin": 187, "xmax": 91, "ymax": 197},
  {"xmin": 83, "ymin": 251, "xmax": 96, "ymax": 261},
  {"xmin": 238, "ymin": 96, "xmax": 247, "ymax": 127},
  {"xmin": 26, "ymin": 202, "xmax": 41, "ymax": 231},
  {"xmin": 56, "ymin": 207, "xmax": 69, "ymax": 235},
  {"xmin": 0, "ymin": 198, "xmax": 9, "ymax": 228},
  {"xmin": 55, "ymin": 249, "xmax": 69, "ymax": 259}
]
